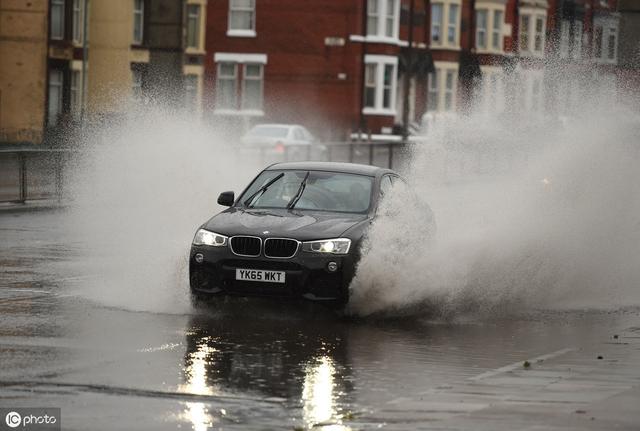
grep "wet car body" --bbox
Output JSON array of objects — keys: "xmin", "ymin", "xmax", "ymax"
[{"xmin": 189, "ymin": 162, "xmax": 408, "ymax": 308}]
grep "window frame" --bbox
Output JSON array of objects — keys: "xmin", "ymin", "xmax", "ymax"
[
  {"xmin": 133, "ymin": 0, "xmax": 145, "ymax": 45},
  {"xmin": 430, "ymin": 1, "xmax": 461, "ymax": 49},
  {"xmin": 362, "ymin": 54, "xmax": 398, "ymax": 116},
  {"xmin": 593, "ymin": 17, "xmax": 619, "ymax": 64},
  {"xmin": 47, "ymin": 69, "xmax": 64, "ymax": 127},
  {"xmin": 227, "ymin": 0, "xmax": 256, "ymax": 37},
  {"xmin": 72, "ymin": 0, "xmax": 84, "ymax": 45},
  {"xmin": 186, "ymin": 4, "xmax": 202, "ymax": 50},
  {"xmin": 50, "ymin": 0, "xmax": 65, "ymax": 41},
  {"xmin": 426, "ymin": 62, "xmax": 458, "ymax": 113},
  {"xmin": 519, "ymin": 9, "xmax": 546, "ymax": 57},
  {"xmin": 213, "ymin": 53, "xmax": 267, "ymax": 115},
  {"xmin": 366, "ymin": 0, "xmax": 400, "ymax": 41}
]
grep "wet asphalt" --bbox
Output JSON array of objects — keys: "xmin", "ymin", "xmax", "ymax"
[{"xmin": 1, "ymin": 209, "xmax": 640, "ymax": 430}]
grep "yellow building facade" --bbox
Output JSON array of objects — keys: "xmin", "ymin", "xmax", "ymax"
[{"xmin": 0, "ymin": 0, "xmax": 48, "ymax": 144}]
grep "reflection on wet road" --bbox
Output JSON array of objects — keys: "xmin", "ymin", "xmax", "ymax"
[{"xmin": 1, "ymin": 211, "xmax": 640, "ymax": 430}]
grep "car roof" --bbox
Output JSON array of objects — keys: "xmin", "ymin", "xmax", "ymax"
[{"xmin": 265, "ymin": 161, "xmax": 395, "ymax": 177}]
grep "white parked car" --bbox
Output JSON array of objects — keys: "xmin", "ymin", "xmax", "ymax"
[{"xmin": 240, "ymin": 124, "xmax": 322, "ymax": 161}]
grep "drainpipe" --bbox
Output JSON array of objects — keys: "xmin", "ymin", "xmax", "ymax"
[
  {"xmin": 80, "ymin": 0, "xmax": 89, "ymax": 131},
  {"xmin": 402, "ymin": 0, "xmax": 415, "ymax": 141},
  {"xmin": 359, "ymin": 0, "xmax": 367, "ymax": 137}
]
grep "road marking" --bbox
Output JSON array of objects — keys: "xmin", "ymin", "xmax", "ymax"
[{"xmin": 469, "ymin": 347, "xmax": 575, "ymax": 381}]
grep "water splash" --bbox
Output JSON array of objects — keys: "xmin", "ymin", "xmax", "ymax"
[
  {"xmin": 349, "ymin": 77, "xmax": 640, "ymax": 318},
  {"xmin": 63, "ymin": 109, "xmax": 260, "ymax": 313}
]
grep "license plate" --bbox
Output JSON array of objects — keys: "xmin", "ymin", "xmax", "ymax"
[{"xmin": 236, "ymin": 268, "xmax": 286, "ymax": 284}]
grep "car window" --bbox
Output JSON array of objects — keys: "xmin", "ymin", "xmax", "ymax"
[{"xmin": 240, "ymin": 170, "xmax": 374, "ymax": 213}]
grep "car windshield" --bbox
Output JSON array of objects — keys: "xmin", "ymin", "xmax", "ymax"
[
  {"xmin": 246, "ymin": 126, "xmax": 290, "ymax": 138},
  {"xmin": 240, "ymin": 170, "xmax": 373, "ymax": 213}
]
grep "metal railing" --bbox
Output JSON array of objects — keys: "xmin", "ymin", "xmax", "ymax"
[
  {"xmin": 252, "ymin": 141, "xmax": 413, "ymax": 171},
  {"xmin": 0, "ymin": 141, "xmax": 412, "ymax": 205},
  {"xmin": 0, "ymin": 148, "xmax": 72, "ymax": 204}
]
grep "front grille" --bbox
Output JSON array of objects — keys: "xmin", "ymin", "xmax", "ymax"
[
  {"xmin": 264, "ymin": 238, "xmax": 299, "ymax": 258},
  {"xmin": 230, "ymin": 236, "xmax": 261, "ymax": 257}
]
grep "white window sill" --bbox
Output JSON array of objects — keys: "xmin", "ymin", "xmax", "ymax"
[
  {"xmin": 213, "ymin": 109, "xmax": 264, "ymax": 116},
  {"xmin": 519, "ymin": 50, "xmax": 545, "ymax": 58},
  {"xmin": 227, "ymin": 29, "xmax": 256, "ymax": 38},
  {"xmin": 349, "ymin": 34, "xmax": 407, "ymax": 47},
  {"xmin": 475, "ymin": 48, "xmax": 506, "ymax": 55},
  {"xmin": 362, "ymin": 107, "xmax": 397, "ymax": 116},
  {"xmin": 430, "ymin": 43, "xmax": 461, "ymax": 51}
]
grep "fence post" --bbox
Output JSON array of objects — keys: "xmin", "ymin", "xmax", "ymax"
[
  {"xmin": 349, "ymin": 142, "xmax": 354, "ymax": 163},
  {"xmin": 18, "ymin": 152, "xmax": 27, "ymax": 203},
  {"xmin": 368, "ymin": 142, "xmax": 374, "ymax": 165},
  {"xmin": 388, "ymin": 143, "xmax": 394, "ymax": 170}
]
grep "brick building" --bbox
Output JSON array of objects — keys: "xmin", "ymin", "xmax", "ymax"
[{"xmin": 204, "ymin": 0, "xmax": 435, "ymax": 141}]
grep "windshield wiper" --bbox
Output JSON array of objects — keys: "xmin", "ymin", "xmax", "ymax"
[
  {"xmin": 287, "ymin": 171, "xmax": 310, "ymax": 209},
  {"xmin": 243, "ymin": 172, "xmax": 285, "ymax": 208}
]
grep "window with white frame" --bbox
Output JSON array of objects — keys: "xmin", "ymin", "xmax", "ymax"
[
  {"xmin": 187, "ymin": 4, "xmax": 201, "ymax": 49},
  {"xmin": 70, "ymin": 70, "xmax": 82, "ymax": 119},
  {"xmin": 51, "ymin": 0, "xmax": 65, "ymax": 40},
  {"xmin": 492, "ymin": 10, "xmax": 503, "ymax": 50},
  {"xmin": 427, "ymin": 71, "xmax": 438, "ymax": 111},
  {"xmin": 48, "ymin": 70, "xmax": 64, "ymax": 126},
  {"xmin": 431, "ymin": 1, "xmax": 460, "ymax": 48},
  {"xmin": 559, "ymin": 19, "xmax": 583, "ymax": 59},
  {"xmin": 593, "ymin": 17, "xmax": 618, "ymax": 63},
  {"xmin": 362, "ymin": 55, "xmax": 397, "ymax": 115},
  {"xmin": 476, "ymin": 10, "xmax": 488, "ymax": 49},
  {"xmin": 519, "ymin": 10, "xmax": 546, "ymax": 56},
  {"xmin": 228, "ymin": 0, "xmax": 255, "ymax": 36},
  {"xmin": 366, "ymin": 0, "xmax": 399, "ymax": 39},
  {"xmin": 133, "ymin": 0, "xmax": 144, "ymax": 44},
  {"xmin": 242, "ymin": 64, "xmax": 263, "ymax": 110},
  {"xmin": 72, "ymin": 0, "xmax": 84, "ymax": 44},
  {"xmin": 431, "ymin": 3, "xmax": 443, "ymax": 44},
  {"xmin": 184, "ymin": 74, "xmax": 199, "ymax": 111},
  {"xmin": 475, "ymin": 6, "xmax": 504, "ymax": 52},
  {"xmin": 426, "ymin": 63, "xmax": 458, "ymax": 112},
  {"xmin": 216, "ymin": 63, "xmax": 237, "ymax": 110},
  {"xmin": 214, "ymin": 54, "xmax": 266, "ymax": 113}
]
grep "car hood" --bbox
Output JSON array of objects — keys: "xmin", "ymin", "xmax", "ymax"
[{"xmin": 203, "ymin": 207, "xmax": 368, "ymax": 241}]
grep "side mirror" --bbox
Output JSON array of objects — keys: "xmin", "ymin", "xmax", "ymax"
[{"xmin": 217, "ymin": 191, "xmax": 235, "ymax": 207}]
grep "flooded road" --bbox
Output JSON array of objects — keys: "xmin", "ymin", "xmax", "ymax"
[{"xmin": 1, "ymin": 210, "xmax": 640, "ymax": 430}]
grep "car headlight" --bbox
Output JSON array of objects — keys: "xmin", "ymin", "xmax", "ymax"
[
  {"xmin": 192, "ymin": 229, "xmax": 228, "ymax": 247},
  {"xmin": 302, "ymin": 238, "xmax": 351, "ymax": 255}
]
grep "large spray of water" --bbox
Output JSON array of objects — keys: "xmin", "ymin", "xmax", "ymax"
[
  {"xmin": 64, "ymin": 110, "xmax": 260, "ymax": 313},
  {"xmin": 62, "ymin": 69, "xmax": 640, "ymax": 319},
  {"xmin": 349, "ymin": 78, "xmax": 640, "ymax": 317}
]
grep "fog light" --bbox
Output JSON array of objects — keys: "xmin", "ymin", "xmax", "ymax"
[
  {"xmin": 194, "ymin": 253, "xmax": 204, "ymax": 263},
  {"xmin": 327, "ymin": 261, "xmax": 338, "ymax": 272}
]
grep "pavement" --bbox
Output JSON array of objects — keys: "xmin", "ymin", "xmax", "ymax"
[{"xmin": 1, "ymin": 209, "xmax": 639, "ymax": 430}]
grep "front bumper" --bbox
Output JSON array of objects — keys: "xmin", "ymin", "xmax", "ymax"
[{"xmin": 189, "ymin": 244, "xmax": 356, "ymax": 304}]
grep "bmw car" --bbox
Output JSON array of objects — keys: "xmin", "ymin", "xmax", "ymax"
[{"xmin": 189, "ymin": 161, "xmax": 430, "ymax": 308}]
